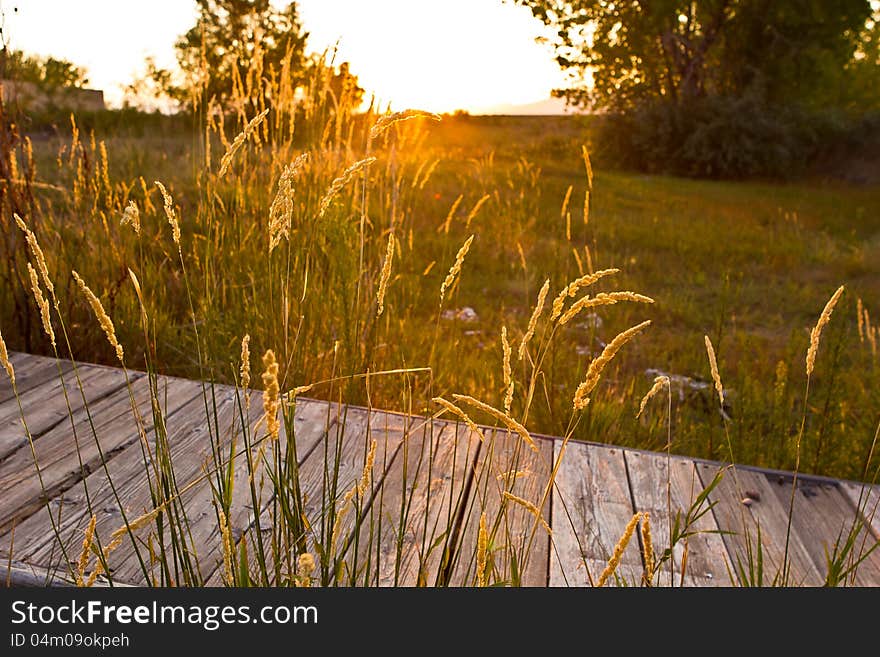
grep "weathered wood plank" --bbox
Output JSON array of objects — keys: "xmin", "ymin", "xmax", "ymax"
[
  {"xmin": 0, "ymin": 353, "xmax": 74, "ymax": 404},
  {"xmin": 0, "ymin": 364, "xmax": 132, "ymax": 461},
  {"xmin": 625, "ymin": 451, "xmax": 732, "ymax": 586},
  {"xmin": 0, "ymin": 374, "xmax": 201, "ymax": 534},
  {"xmin": 695, "ymin": 463, "xmax": 823, "ymax": 586},
  {"xmin": 354, "ymin": 418, "xmax": 480, "ymax": 587},
  {"xmin": 118, "ymin": 396, "xmax": 336, "ymax": 585},
  {"xmin": 550, "ymin": 441, "xmax": 641, "ymax": 587},
  {"xmin": 840, "ymin": 482, "xmax": 880, "ymax": 540},
  {"xmin": 205, "ymin": 403, "xmax": 408, "ymax": 586},
  {"xmin": 766, "ymin": 476, "xmax": 880, "ymax": 586},
  {"xmin": 449, "ymin": 431, "xmax": 552, "ymax": 586}
]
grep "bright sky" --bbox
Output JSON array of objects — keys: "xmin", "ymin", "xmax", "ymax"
[{"xmin": 1, "ymin": 0, "xmax": 570, "ymax": 113}]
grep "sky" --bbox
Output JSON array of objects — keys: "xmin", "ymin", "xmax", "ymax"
[{"xmin": 0, "ymin": 0, "xmax": 571, "ymax": 113}]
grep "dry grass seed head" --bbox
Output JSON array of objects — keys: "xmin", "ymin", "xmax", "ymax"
[
  {"xmin": 806, "ymin": 285, "xmax": 845, "ymax": 377},
  {"xmin": 641, "ymin": 512, "xmax": 655, "ymax": 585},
  {"xmin": 154, "ymin": 181, "xmax": 181, "ymax": 246},
  {"xmin": 268, "ymin": 152, "xmax": 309, "ymax": 252},
  {"xmin": 369, "ymin": 109, "xmax": 441, "ymax": 139},
  {"xmin": 318, "ymin": 157, "xmax": 377, "ymax": 217},
  {"xmin": 501, "ymin": 326, "xmax": 514, "ymax": 414},
  {"xmin": 518, "ymin": 278, "xmax": 550, "ymax": 361},
  {"xmin": 550, "ymin": 268, "xmax": 620, "ymax": 322},
  {"xmin": 376, "ymin": 233, "xmax": 395, "ymax": 317},
  {"xmin": 15, "ymin": 214, "xmax": 54, "ymax": 297},
  {"xmin": 573, "ymin": 320, "xmax": 652, "ymax": 411},
  {"xmin": 502, "ymin": 491, "xmax": 551, "ymax": 535},
  {"xmin": 432, "ymin": 397, "xmax": 485, "ymax": 441},
  {"xmin": 452, "ymin": 394, "xmax": 538, "ymax": 452},
  {"xmin": 76, "ymin": 514, "xmax": 98, "ymax": 585},
  {"xmin": 120, "ymin": 200, "xmax": 140, "ymax": 235},
  {"xmin": 704, "ymin": 335, "xmax": 723, "ymax": 407},
  {"xmin": 261, "ymin": 350, "xmax": 281, "ymax": 442},
  {"xmin": 597, "ymin": 512, "xmax": 642, "ymax": 587},
  {"xmin": 27, "ymin": 264, "xmax": 55, "ymax": 348},
  {"xmin": 240, "ymin": 334, "xmax": 251, "ymax": 391},
  {"xmin": 477, "ymin": 513, "xmax": 489, "ymax": 586},
  {"xmin": 637, "ymin": 375, "xmax": 669, "ymax": 419},
  {"xmin": 218, "ymin": 108, "xmax": 270, "ymax": 177},
  {"xmin": 558, "ymin": 291, "xmax": 653, "ymax": 326},
  {"xmin": 0, "ymin": 327, "xmax": 14, "ymax": 385},
  {"xmin": 72, "ymin": 271, "xmax": 124, "ymax": 363},
  {"xmin": 440, "ymin": 234, "xmax": 474, "ymax": 304}
]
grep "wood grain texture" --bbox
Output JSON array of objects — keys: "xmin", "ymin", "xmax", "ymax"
[
  {"xmin": 0, "ymin": 352, "xmax": 74, "ymax": 404},
  {"xmin": 696, "ymin": 463, "xmax": 823, "ymax": 586},
  {"xmin": 766, "ymin": 476, "xmax": 880, "ymax": 586},
  {"xmin": 840, "ymin": 482, "xmax": 880, "ymax": 540},
  {"xmin": 354, "ymin": 418, "xmax": 481, "ymax": 587},
  {"xmin": 0, "ymin": 364, "xmax": 132, "ymax": 461},
  {"xmin": 449, "ymin": 429, "xmax": 552, "ymax": 586},
  {"xmin": 0, "ymin": 377, "xmax": 204, "ymax": 570},
  {"xmin": 550, "ymin": 440, "xmax": 640, "ymax": 587},
  {"xmin": 625, "ymin": 451, "xmax": 732, "ymax": 586}
]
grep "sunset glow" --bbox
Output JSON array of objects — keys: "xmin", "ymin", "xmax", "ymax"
[{"xmin": 2, "ymin": 0, "xmax": 569, "ymax": 113}]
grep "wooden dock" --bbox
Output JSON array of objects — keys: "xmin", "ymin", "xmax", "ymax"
[{"xmin": 1, "ymin": 352, "xmax": 878, "ymax": 587}]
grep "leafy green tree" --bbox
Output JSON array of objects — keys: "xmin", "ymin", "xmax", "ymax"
[
  {"xmin": 1, "ymin": 49, "xmax": 88, "ymax": 88},
  {"xmin": 173, "ymin": 0, "xmax": 309, "ymax": 104},
  {"xmin": 514, "ymin": 0, "xmax": 875, "ymax": 111}
]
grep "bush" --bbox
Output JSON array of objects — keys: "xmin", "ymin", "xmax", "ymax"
[{"xmin": 595, "ymin": 94, "xmax": 860, "ymax": 180}]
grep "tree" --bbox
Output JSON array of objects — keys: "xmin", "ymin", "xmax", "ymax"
[
  {"xmin": 0, "ymin": 49, "xmax": 88, "ymax": 88},
  {"xmin": 514, "ymin": 0, "xmax": 875, "ymax": 112},
  {"xmin": 173, "ymin": 0, "xmax": 310, "ymax": 105}
]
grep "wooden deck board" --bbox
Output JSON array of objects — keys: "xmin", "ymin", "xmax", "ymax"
[
  {"xmin": 0, "ymin": 353, "xmax": 74, "ymax": 404},
  {"xmin": 765, "ymin": 476, "xmax": 880, "ymax": 586},
  {"xmin": 0, "ymin": 373, "xmax": 204, "ymax": 559},
  {"xmin": 355, "ymin": 418, "xmax": 481, "ymax": 587},
  {"xmin": 696, "ymin": 463, "xmax": 824, "ymax": 586},
  {"xmin": 625, "ymin": 451, "xmax": 732, "ymax": 586},
  {"xmin": 449, "ymin": 430, "xmax": 552, "ymax": 586},
  {"xmin": 1, "ymin": 352, "xmax": 878, "ymax": 587},
  {"xmin": 0, "ymin": 363, "xmax": 131, "ymax": 461},
  {"xmin": 550, "ymin": 441, "xmax": 641, "ymax": 586}
]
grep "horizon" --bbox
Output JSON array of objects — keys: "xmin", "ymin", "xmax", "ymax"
[{"xmin": 0, "ymin": 0, "xmax": 576, "ymax": 114}]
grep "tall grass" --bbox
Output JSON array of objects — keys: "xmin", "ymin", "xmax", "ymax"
[{"xmin": 0, "ymin": 48, "xmax": 878, "ymax": 587}]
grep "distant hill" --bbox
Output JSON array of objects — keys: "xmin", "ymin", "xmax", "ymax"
[{"xmin": 475, "ymin": 96, "xmax": 579, "ymax": 116}]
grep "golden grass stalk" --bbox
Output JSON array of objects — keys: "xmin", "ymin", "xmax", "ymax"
[
  {"xmin": 72, "ymin": 271, "xmax": 124, "ymax": 363},
  {"xmin": 641, "ymin": 512, "xmax": 655, "ymax": 585},
  {"xmin": 432, "ymin": 397, "xmax": 485, "ymax": 441},
  {"xmin": 464, "ymin": 194, "xmax": 491, "ymax": 228},
  {"xmin": 501, "ymin": 326, "xmax": 514, "ymax": 414},
  {"xmin": 582, "ymin": 144, "xmax": 594, "ymax": 191},
  {"xmin": 0, "ymin": 326, "xmax": 14, "ymax": 385},
  {"xmin": 26, "ymin": 264, "xmax": 55, "ymax": 348},
  {"xmin": 330, "ymin": 442, "xmax": 374, "ymax": 558},
  {"xmin": 502, "ymin": 491, "xmax": 551, "ymax": 535},
  {"xmin": 550, "ymin": 268, "xmax": 620, "ymax": 322},
  {"xmin": 296, "ymin": 552, "xmax": 315, "ymax": 587},
  {"xmin": 704, "ymin": 336, "xmax": 724, "ymax": 406},
  {"xmin": 268, "ymin": 152, "xmax": 309, "ymax": 252},
  {"xmin": 857, "ymin": 298, "xmax": 864, "ymax": 343},
  {"xmin": 573, "ymin": 320, "xmax": 652, "ymax": 411},
  {"xmin": 806, "ymin": 285, "xmax": 845, "ymax": 377},
  {"xmin": 597, "ymin": 512, "xmax": 641, "ymax": 587},
  {"xmin": 369, "ymin": 109, "xmax": 441, "ymax": 139},
  {"xmin": 240, "ymin": 334, "xmax": 251, "ymax": 391},
  {"xmin": 358, "ymin": 439, "xmax": 377, "ymax": 497},
  {"xmin": 154, "ymin": 181, "xmax": 181, "ymax": 247},
  {"xmin": 476, "ymin": 513, "xmax": 489, "ymax": 586},
  {"xmin": 558, "ymin": 291, "xmax": 654, "ymax": 326},
  {"xmin": 318, "ymin": 157, "xmax": 377, "ymax": 217},
  {"xmin": 376, "ymin": 233, "xmax": 395, "ymax": 317},
  {"xmin": 76, "ymin": 515, "xmax": 97, "ymax": 586},
  {"xmin": 516, "ymin": 242, "xmax": 527, "ymax": 272},
  {"xmin": 518, "ymin": 278, "xmax": 550, "ymax": 361},
  {"xmin": 219, "ymin": 508, "xmax": 235, "ymax": 586},
  {"xmin": 218, "ymin": 108, "xmax": 270, "ymax": 177},
  {"xmin": 439, "ymin": 194, "xmax": 463, "ymax": 234},
  {"xmin": 452, "ymin": 394, "xmax": 538, "ymax": 452},
  {"xmin": 261, "ymin": 350, "xmax": 280, "ymax": 442},
  {"xmin": 15, "ymin": 214, "xmax": 54, "ymax": 297},
  {"xmin": 110, "ymin": 507, "xmax": 161, "ymax": 544},
  {"xmin": 440, "ymin": 234, "xmax": 474, "ymax": 305},
  {"xmin": 637, "ymin": 375, "xmax": 669, "ymax": 419},
  {"xmin": 120, "ymin": 200, "xmax": 140, "ymax": 235},
  {"xmin": 561, "ymin": 185, "xmax": 573, "ymax": 219}
]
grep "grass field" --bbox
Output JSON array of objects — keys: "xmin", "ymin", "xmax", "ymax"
[
  {"xmin": 2, "ymin": 74, "xmax": 880, "ymax": 587},
  {"xmin": 6, "ymin": 111, "xmax": 878, "ymax": 480}
]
